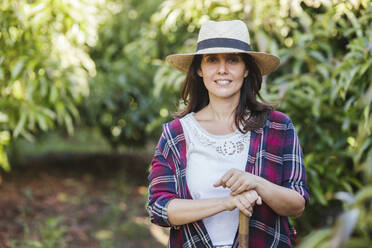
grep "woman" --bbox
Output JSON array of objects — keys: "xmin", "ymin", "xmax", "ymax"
[{"xmin": 147, "ymin": 20, "xmax": 309, "ymax": 248}]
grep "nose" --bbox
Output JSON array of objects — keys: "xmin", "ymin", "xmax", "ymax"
[{"xmin": 217, "ymin": 59, "xmax": 227, "ymax": 74}]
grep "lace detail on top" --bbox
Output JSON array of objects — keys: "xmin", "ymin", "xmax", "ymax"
[{"xmin": 185, "ymin": 113, "xmax": 250, "ymax": 156}]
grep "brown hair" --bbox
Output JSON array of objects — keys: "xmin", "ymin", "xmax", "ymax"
[{"xmin": 173, "ymin": 53, "xmax": 273, "ymax": 132}]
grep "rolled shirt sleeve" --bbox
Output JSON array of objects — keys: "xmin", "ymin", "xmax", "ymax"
[
  {"xmin": 282, "ymin": 119, "xmax": 310, "ymax": 203},
  {"xmin": 147, "ymin": 132, "xmax": 179, "ymax": 227}
]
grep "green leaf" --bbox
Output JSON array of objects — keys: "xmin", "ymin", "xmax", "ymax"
[
  {"xmin": 13, "ymin": 111, "xmax": 27, "ymax": 138},
  {"xmin": 312, "ymin": 185, "xmax": 328, "ymax": 206},
  {"xmin": 49, "ymin": 85, "xmax": 58, "ymax": 103},
  {"xmin": 11, "ymin": 59, "xmax": 25, "ymax": 79},
  {"xmin": 358, "ymin": 59, "xmax": 372, "ymax": 77},
  {"xmin": 309, "ymin": 50, "xmax": 326, "ymax": 63},
  {"xmin": 297, "ymin": 229, "xmax": 332, "ymax": 248},
  {"xmin": 0, "ymin": 145, "xmax": 10, "ymax": 172},
  {"xmin": 27, "ymin": 109, "xmax": 36, "ymax": 130},
  {"xmin": 39, "ymin": 107, "xmax": 56, "ymax": 119},
  {"xmin": 64, "ymin": 114, "xmax": 73, "ymax": 135},
  {"xmin": 36, "ymin": 113, "xmax": 48, "ymax": 131}
]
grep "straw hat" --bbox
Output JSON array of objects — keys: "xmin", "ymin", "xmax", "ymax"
[{"xmin": 166, "ymin": 20, "xmax": 280, "ymax": 75}]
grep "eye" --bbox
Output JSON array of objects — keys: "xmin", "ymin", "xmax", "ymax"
[
  {"xmin": 227, "ymin": 55, "xmax": 241, "ymax": 63},
  {"xmin": 205, "ymin": 55, "xmax": 217, "ymax": 63}
]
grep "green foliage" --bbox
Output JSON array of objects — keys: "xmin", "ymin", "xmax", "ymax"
[
  {"xmin": 268, "ymin": 1, "xmax": 372, "ymax": 234},
  {"xmin": 10, "ymin": 216, "xmax": 67, "ymax": 248},
  {"xmin": 298, "ymin": 93, "xmax": 372, "ymax": 246},
  {"xmin": 82, "ymin": 0, "xmax": 184, "ymax": 148},
  {"xmin": 298, "ymin": 174, "xmax": 372, "ymax": 247},
  {"xmin": 0, "ymin": 0, "xmax": 105, "ymax": 170}
]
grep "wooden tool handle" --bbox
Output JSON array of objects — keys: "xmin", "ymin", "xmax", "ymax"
[{"xmin": 239, "ymin": 211, "xmax": 250, "ymax": 248}]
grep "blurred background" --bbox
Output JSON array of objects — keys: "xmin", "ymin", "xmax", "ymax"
[{"xmin": 0, "ymin": 0, "xmax": 371, "ymax": 247}]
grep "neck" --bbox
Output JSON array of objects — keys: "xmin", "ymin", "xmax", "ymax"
[{"xmin": 206, "ymin": 95, "xmax": 240, "ymax": 122}]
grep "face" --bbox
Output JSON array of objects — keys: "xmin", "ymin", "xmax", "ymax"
[{"xmin": 197, "ymin": 53, "xmax": 248, "ymax": 102}]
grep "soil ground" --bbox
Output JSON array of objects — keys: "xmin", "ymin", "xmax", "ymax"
[{"xmin": 0, "ymin": 153, "xmax": 169, "ymax": 248}]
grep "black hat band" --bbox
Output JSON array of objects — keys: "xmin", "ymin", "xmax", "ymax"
[{"xmin": 197, "ymin": 38, "xmax": 252, "ymax": 52}]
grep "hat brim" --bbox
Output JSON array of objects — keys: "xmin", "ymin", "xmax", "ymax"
[{"xmin": 166, "ymin": 49, "xmax": 280, "ymax": 76}]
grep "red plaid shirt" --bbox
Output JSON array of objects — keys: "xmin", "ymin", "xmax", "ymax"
[{"xmin": 147, "ymin": 111, "xmax": 309, "ymax": 248}]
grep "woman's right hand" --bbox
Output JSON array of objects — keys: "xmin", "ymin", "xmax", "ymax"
[{"xmin": 225, "ymin": 190, "xmax": 262, "ymax": 217}]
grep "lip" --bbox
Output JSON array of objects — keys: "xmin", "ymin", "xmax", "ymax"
[
  {"xmin": 214, "ymin": 79, "xmax": 232, "ymax": 82},
  {"xmin": 214, "ymin": 79, "xmax": 232, "ymax": 86}
]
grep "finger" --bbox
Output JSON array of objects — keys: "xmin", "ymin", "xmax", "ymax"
[
  {"xmin": 219, "ymin": 171, "xmax": 234, "ymax": 187},
  {"xmin": 236, "ymin": 198, "xmax": 251, "ymax": 217},
  {"xmin": 247, "ymin": 190, "xmax": 258, "ymax": 201},
  {"xmin": 245, "ymin": 191, "xmax": 261, "ymax": 206},
  {"xmin": 238, "ymin": 175, "xmax": 256, "ymax": 192},
  {"xmin": 231, "ymin": 184, "xmax": 246, "ymax": 196},
  {"xmin": 256, "ymin": 196, "xmax": 262, "ymax": 205},
  {"xmin": 245, "ymin": 206, "xmax": 253, "ymax": 216},
  {"xmin": 252, "ymin": 192, "xmax": 262, "ymax": 206},
  {"xmin": 250, "ymin": 190, "xmax": 258, "ymax": 198},
  {"xmin": 248, "ymin": 191, "xmax": 262, "ymax": 206},
  {"xmin": 213, "ymin": 179, "xmax": 222, "ymax": 187},
  {"xmin": 225, "ymin": 173, "xmax": 240, "ymax": 188},
  {"xmin": 238, "ymin": 194, "xmax": 251, "ymax": 208},
  {"xmin": 244, "ymin": 191, "xmax": 260, "ymax": 207},
  {"xmin": 242, "ymin": 197, "xmax": 254, "ymax": 215},
  {"xmin": 230, "ymin": 178, "xmax": 244, "ymax": 193},
  {"xmin": 242, "ymin": 192, "xmax": 255, "ymax": 207},
  {"xmin": 247, "ymin": 205, "xmax": 253, "ymax": 214}
]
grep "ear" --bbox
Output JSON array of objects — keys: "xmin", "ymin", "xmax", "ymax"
[
  {"xmin": 244, "ymin": 69, "xmax": 249, "ymax": 78},
  {"xmin": 197, "ymin": 68, "xmax": 203, "ymax": 77}
]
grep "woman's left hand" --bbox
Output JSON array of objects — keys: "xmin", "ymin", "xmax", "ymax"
[{"xmin": 214, "ymin": 168, "xmax": 259, "ymax": 196}]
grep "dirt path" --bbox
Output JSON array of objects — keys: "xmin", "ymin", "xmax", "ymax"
[{"xmin": 0, "ymin": 153, "xmax": 168, "ymax": 248}]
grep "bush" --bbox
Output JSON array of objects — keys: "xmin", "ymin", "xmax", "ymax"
[
  {"xmin": 0, "ymin": 0, "xmax": 106, "ymax": 170},
  {"xmin": 82, "ymin": 0, "xmax": 185, "ymax": 148}
]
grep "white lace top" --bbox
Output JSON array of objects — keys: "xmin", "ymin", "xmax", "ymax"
[{"xmin": 180, "ymin": 112, "xmax": 251, "ymax": 247}]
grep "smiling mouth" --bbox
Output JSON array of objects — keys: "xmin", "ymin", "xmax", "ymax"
[{"xmin": 214, "ymin": 80, "xmax": 232, "ymax": 86}]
